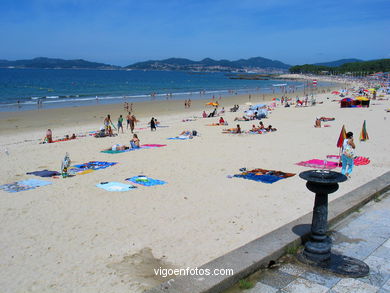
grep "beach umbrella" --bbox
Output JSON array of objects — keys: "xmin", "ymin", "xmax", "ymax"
[
  {"xmin": 332, "ymin": 91, "xmax": 340, "ymax": 95},
  {"xmin": 337, "ymin": 125, "xmax": 347, "ymax": 148},
  {"xmin": 356, "ymin": 96, "xmax": 369, "ymax": 101},
  {"xmin": 360, "ymin": 120, "xmax": 369, "ymax": 141},
  {"xmin": 206, "ymin": 102, "xmax": 218, "ymax": 106}
]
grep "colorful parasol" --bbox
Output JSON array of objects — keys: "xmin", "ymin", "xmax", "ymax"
[
  {"xmin": 337, "ymin": 125, "xmax": 347, "ymax": 148},
  {"xmin": 360, "ymin": 120, "xmax": 369, "ymax": 141}
]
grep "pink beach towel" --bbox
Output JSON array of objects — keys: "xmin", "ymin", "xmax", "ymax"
[
  {"xmin": 141, "ymin": 144, "xmax": 167, "ymax": 148},
  {"xmin": 296, "ymin": 159, "xmax": 339, "ymax": 169}
]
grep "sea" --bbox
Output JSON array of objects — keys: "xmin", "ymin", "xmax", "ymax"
[{"xmin": 0, "ymin": 68, "xmax": 332, "ymax": 112}]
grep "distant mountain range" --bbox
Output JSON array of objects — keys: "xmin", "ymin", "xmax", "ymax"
[
  {"xmin": 313, "ymin": 58, "xmax": 363, "ymax": 67},
  {"xmin": 0, "ymin": 57, "xmax": 119, "ymax": 69},
  {"xmin": 125, "ymin": 57, "xmax": 291, "ymax": 72},
  {"xmin": 0, "ymin": 56, "xmax": 366, "ymax": 72}
]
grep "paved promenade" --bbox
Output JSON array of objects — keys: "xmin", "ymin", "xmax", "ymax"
[{"xmin": 234, "ymin": 190, "xmax": 390, "ymax": 293}]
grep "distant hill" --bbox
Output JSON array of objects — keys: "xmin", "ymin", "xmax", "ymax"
[
  {"xmin": 289, "ymin": 58, "xmax": 390, "ymax": 74},
  {"xmin": 126, "ymin": 57, "xmax": 291, "ymax": 72},
  {"xmin": 0, "ymin": 57, "xmax": 119, "ymax": 69},
  {"xmin": 313, "ymin": 58, "xmax": 363, "ymax": 67}
]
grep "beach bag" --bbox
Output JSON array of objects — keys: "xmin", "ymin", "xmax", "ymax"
[{"xmin": 343, "ymin": 144, "xmax": 355, "ymax": 158}]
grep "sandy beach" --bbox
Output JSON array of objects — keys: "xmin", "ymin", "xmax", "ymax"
[{"xmin": 0, "ymin": 77, "xmax": 389, "ymax": 292}]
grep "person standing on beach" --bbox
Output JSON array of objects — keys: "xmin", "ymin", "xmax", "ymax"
[
  {"xmin": 126, "ymin": 112, "xmax": 131, "ymax": 130},
  {"xmin": 104, "ymin": 115, "xmax": 112, "ymax": 133},
  {"xmin": 150, "ymin": 117, "xmax": 156, "ymax": 131},
  {"xmin": 129, "ymin": 114, "xmax": 136, "ymax": 133},
  {"xmin": 117, "ymin": 115, "xmax": 124, "ymax": 134},
  {"xmin": 341, "ymin": 132, "xmax": 356, "ymax": 178}
]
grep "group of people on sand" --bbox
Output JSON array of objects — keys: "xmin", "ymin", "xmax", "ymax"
[
  {"xmin": 202, "ymin": 107, "xmax": 225, "ymax": 118},
  {"xmin": 107, "ymin": 133, "xmax": 140, "ymax": 151},
  {"xmin": 223, "ymin": 121, "xmax": 277, "ymax": 134},
  {"xmin": 250, "ymin": 121, "xmax": 277, "ymax": 133},
  {"xmin": 41, "ymin": 129, "xmax": 76, "ymax": 143},
  {"xmin": 184, "ymin": 99, "xmax": 192, "ymax": 108}
]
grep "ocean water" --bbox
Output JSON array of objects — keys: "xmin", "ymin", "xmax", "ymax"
[{"xmin": 0, "ymin": 68, "xmax": 327, "ymax": 112}]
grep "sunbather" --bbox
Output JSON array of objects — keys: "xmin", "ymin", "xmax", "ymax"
[
  {"xmin": 110, "ymin": 144, "xmax": 128, "ymax": 151},
  {"xmin": 223, "ymin": 124, "xmax": 241, "ymax": 134},
  {"xmin": 266, "ymin": 125, "xmax": 277, "ymax": 132},
  {"xmin": 234, "ymin": 116, "xmax": 250, "ymax": 121},
  {"xmin": 130, "ymin": 134, "xmax": 140, "ymax": 148},
  {"xmin": 179, "ymin": 130, "xmax": 193, "ymax": 138}
]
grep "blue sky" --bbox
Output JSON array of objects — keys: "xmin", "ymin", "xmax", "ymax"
[{"xmin": 0, "ymin": 0, "xmax": 389, "ymax": 66}]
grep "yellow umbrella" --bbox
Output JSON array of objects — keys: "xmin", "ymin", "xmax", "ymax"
[
  {"xmin": 356, "ymin": 96, "xmax": 369, "ymax": 101},
  {"xmin": 368, "ymin": 88, "xmax": 376, "ymax": 92},
  {"xmin": 206, "ymin": 102, "xmax": 219, "ymax": 106}
]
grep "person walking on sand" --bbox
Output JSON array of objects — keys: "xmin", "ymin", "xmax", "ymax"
[
  {"xmin": 129, "ymin": 114, "xmax": 136, "ymax": 133},
  {"xmin": 126, "ymin": 112, "xmax": 131, "ymax": 130},
  {"xmin": 117, "ymin": 115, "xmax": 124, "ymax": 134},
  {"xmin": 341, "ymin": 132, "xmax": 356, "ymax": 178},
  {"xmin": 150, "ymin": 117, "xmax": 156, "ymax": 131}
]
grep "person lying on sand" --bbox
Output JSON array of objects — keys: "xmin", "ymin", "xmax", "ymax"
[
  {"xmin": 266, "ymin": 125, "xmax": 277, "ymax": 132},
  {"xmin": 109, "ymin": 144, "xmax": 129, "ymax": 151},
  {"xmin": 178, "ymin": 130, "xmax": 193, "ymax": 139},
  {"xmin": 223, "ymin": 124, "xmax": 241, "ymax": 134},
  {"xmin": 234, "ymin": 116, "xmax": 250, "ymax": 121}
]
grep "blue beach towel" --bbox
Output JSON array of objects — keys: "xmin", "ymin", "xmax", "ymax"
[
  {"xmin": 126, "ymin": 176, "xmax": 167, "ymax": 186},
  {"xmin": 96, "ymin": 182, "xmax": 137, "ymax": 192},
  {"xmin": 0, "ymin": 179, "xmax": 52, "ymax": 193},
  {"xmin": 71, "ymin": 161, "xmax": 117, "ymax": 171},
  {"xmin": 167, "ymin": 137, "xmax": 191, "ymax": 140},
  {"xmin": 234, "ymin": 173, "xmax": 283, "ymax": 184}
]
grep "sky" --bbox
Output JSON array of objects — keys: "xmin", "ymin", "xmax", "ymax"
[{"xmin": 0, "ymin": 0, "xmax": 389, "ymax": 66}]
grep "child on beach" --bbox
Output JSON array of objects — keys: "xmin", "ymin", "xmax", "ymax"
[
  {"xmin": 150, "ymin": 117, "xmax": 156, "ymax": 131},
  {"xmin": 117, "ymin": 115, "xmax": 124, "ymax": 134},
  {"xmin": 341, "ymin": 132, "xmax": 356, "ymax": 178}
]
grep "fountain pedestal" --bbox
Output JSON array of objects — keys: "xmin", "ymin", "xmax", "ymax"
[{"xmin": 298, "ymin": 170, "xmax": 369, "ymax": 277}]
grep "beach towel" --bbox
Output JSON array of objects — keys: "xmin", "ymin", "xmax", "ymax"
[
  {"xmin": 0, "ymin": 179, "xmax": 52, "ymax": 193},
  {"xmin": 141, "ymin": 144, "xmax": 167, "ymax": 148},
  {"xmin": 233, "ymin": 168, "xmax": 295, "ymax": 184},
  {"xmin": 96, "ymin": 182, "xmax": 137, "ymax": 191},
  {"xmin": 354, "ymin": 156, "xmax": 370, "ymax": 166},
  {"xmin": 319, "ymin": 117, "xmax": 335, "ymax": 122},
  {"xmin": 69, "ymin": 161, "xmax": 117, "ymax": 174},
  {"xmin": 167, "ymin": 136, "xmax": 191, "ymax": 140},
  {"xmin": 26, "ymin": 170, "xmax": 61, "ymax": 177},
  {"xmin": 326, "ymin": 155, "xmax": 370, "ymax": 166},
  {"xmin": 101, "ymin": 144, "xmax": 166, "ymax": 154},
  {"xmin": 296, "ymin": 159, "xmax": 339, "ymax": 169},
  {"xmin": 126, "ymin": 176, "xmax": 166, "ymax": 186}
]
